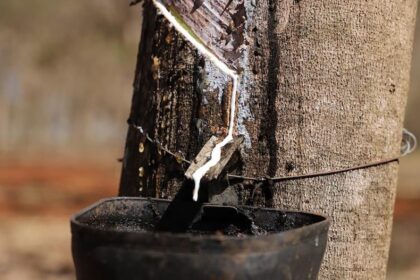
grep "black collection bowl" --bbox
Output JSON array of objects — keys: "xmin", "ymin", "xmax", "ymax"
[{"xmin": 71, "ymin": 197, "xmax": 329, "ymax": 280}]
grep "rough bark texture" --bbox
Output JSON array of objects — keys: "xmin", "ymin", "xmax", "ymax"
[{"xmin": 120, "ymin": 0, "xmax": 417, "ymax": 279}]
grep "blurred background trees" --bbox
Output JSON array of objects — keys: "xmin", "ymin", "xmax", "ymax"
[{"xmin": 0, "ymin": 0, "xmax": 139, "ymax": 162}]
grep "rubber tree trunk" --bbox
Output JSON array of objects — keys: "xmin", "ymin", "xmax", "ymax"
[{"xmin": 120, "ymin": 0, "xmax": 417, "ymax": 279}]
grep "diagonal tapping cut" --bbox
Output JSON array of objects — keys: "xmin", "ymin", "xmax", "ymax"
[{"xmin": 152, "ymin": 0, "xmax": 240, "ymax": 201}]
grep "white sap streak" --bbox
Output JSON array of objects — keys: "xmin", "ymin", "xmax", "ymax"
[
  {"xmin": 152, "ymin": 0, "xmax": 239, "ymax": 201},
  {"xmin": 192, "ymin": 74, "xmax": 237, "ymax": 201}
]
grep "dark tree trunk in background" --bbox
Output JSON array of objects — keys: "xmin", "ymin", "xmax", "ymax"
[{"xmin": 120, "ymin": 0, "xmax": 417, "ymax": 278}]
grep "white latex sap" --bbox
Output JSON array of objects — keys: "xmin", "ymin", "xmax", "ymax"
[{"xmin": 152, "ymin": 0, "xmax": 239, "ymax": 201}]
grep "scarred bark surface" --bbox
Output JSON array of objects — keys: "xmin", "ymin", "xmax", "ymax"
[{"xmin": 120, "ymin": 0, "xmax": 417, "ymax": 278}]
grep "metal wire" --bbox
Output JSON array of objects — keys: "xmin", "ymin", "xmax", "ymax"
[
  {"xmin": 129, "ymin": 122, "xmax": 416, "ymax": 183},
  {"xmin": 401, "ymin": 128, "xmax": 417, "ymax": 156},
  {"xmin": 226, "ymin": 157, "xmax": 399, "ymax": 182},
  {"xmin": 130, "ymin": 122, "xmax": 191, "ymax": 165}
]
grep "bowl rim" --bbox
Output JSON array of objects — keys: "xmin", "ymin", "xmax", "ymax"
[{"xmin": 70, "ymin": 196, "xmax": 330, "ymax": 242}]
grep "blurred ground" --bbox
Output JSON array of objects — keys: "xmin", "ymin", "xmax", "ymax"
[
  {"xmin": 0, "ymin": 1, "xmax": 419, "ymax": 279},
  {"xmin": 0, "ymin": 161, "xmax": 119, "ymax": 280}
]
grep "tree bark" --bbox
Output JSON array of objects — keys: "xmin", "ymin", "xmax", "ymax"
[{"xmin": 120, "ymin": 0, "xmax": 417, "ymax": 279}]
